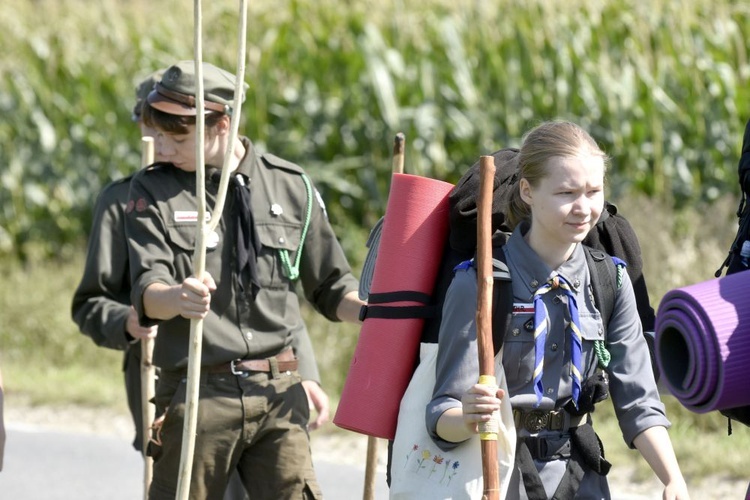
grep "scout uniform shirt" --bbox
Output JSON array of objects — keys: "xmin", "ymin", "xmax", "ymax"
[
  {"xmin": 125, "ymin": 137, "xmax": 358, "ymax": 372},
  {"xmin": 72, "ymin": 175, "xmax": 149, "ymax": 452},
  {"xmin": 428, "ymin": 224, "xmax": 669, "ymax": 493}
]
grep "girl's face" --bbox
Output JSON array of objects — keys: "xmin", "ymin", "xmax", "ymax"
[{"xmin": 521, "ymin": 153, "xmax": 605, "ymax": 252}]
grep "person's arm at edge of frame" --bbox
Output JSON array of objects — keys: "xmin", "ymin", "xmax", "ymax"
[
  {"xmin": 71, "ymin": 182, "xmax": 138, "ymax": 349},
  {"xmin": 633, "ymin": 426, "xmax": 690, "ymax": 500},
  {"xmin": 0, "ymin": 366, "xmax": 5, "ymax": 472}
]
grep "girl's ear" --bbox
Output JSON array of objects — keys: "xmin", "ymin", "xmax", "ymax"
[{"xmin": 519, "ymin": 178, "xmax": 533, "ymax": 206}]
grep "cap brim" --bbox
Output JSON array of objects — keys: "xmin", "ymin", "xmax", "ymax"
[{"xmin": 147, "ymin": 90, "xmax": 210, "ymax": 116}]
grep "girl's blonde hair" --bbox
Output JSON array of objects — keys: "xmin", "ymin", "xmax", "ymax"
[{"xmin": 505, "ymin": 121, "xmax": 608, "ymax": 229}]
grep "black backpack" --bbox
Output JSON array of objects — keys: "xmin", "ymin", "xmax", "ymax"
[{"xmin": 714, "ymin": 118, "xmax": 750, "ymax": 428}]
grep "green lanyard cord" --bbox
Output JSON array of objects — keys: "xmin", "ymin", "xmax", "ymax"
[
  {"xmin": 594, "ymin": 340, "xmax": 611, "ymax": 369},
  {"xmin": 278, "ymin": 174, "xmax": 313, "ymax": 281},
  {"xmin": 594, "ymin": 263, "xmax": 627, "ymax": 369}
]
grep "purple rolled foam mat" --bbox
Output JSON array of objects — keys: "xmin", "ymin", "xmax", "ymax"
[{"xmin": 655, "ymin": 270, "xmax": 750, "ymax": 413}]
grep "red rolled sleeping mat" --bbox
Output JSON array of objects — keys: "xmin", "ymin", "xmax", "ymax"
[{"xmin": 334, "ymin": 173, "xmax": 454, "ymax": 439}]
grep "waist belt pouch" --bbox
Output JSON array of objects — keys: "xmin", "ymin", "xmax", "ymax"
[
  {"xmin": 571, "ymin": 423, "xmax": 611, "ymax": 476},
  {"xmin": 566, "ymin": 370, "xmax": 609, "ymax": 416}
]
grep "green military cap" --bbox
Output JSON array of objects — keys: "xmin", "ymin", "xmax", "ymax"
[
  {"xmin": 131, "ymin": 69, "xmax": 166, "ymax": 122},
  {"xmin": 147, "ymin": 60, "xmax": 246, "ymax": 116}
]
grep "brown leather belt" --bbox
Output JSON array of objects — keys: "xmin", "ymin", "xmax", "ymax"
[{"xmin": 207, "ymin": 348, "xmax": 298, "ymax": 375}]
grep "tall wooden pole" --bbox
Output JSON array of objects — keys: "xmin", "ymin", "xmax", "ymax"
[
  {"xmin": 175, "ymin": 2, "xmax": 206, "ymax": 496},
  {"xmin": 176, "ymin": 2, "xmax": 249, "ymax": 498},
  {"xmin": 362, "ymin": 133, "xmax": 405, "ymax": 500},
  {"xmin": 476, "ymin": 156, "xmax": 500, "ymax": 500},
  {"xmin": 140, "ymin": 136, "xmax": 156, "ymax": 500}
]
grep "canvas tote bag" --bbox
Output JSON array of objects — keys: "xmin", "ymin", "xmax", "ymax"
[{"xmin": 390, "ymin": 342, "xmax": 516, "ymax": 499}]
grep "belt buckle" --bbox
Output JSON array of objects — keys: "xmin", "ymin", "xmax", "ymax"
[
  {"xmin": 524, "ymin": 410, "xmax": 550, "ymax": 433},
  {"xmin": 230, "ymin": 359, "xmax": 246, "ymax": 376}
]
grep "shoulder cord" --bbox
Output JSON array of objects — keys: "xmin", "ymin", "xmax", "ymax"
[
  {"xmin": 278, "ymin": 174, "xmax": 313, "ymax": 281},
  {"xmin": 593, "ymin": 263, "xmax": 626, "ymax": 369}
]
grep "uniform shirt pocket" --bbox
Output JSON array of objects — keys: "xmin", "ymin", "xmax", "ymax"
[
  {"xmin": 503, "ymin": 313, "xmax": 536, "ymax": 392},
  {"xmin": 255, "ymin": 222, "xmax": 302, "ymax": 288},
  {"xmin": 165, "ymin": 221, "xmax": 219, "ymax": 257},
  {"xmin": 579, "ymin": 311, "xmax": 606, "ymax": 375},
  {"xmin": 165, "ymin": 222, "xmax": 196, "ymax": 252}
]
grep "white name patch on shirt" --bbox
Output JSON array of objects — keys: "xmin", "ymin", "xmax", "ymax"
[
  {"xmin": 512, "ymin": 303, "xmax": 534, "ymax": 315},
  {"xmin": 174, "ymin": 211, "xmax": 211, "ymax": 223}
]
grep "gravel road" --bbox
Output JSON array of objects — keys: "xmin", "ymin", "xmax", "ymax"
[{"xmin": 2, "ymin": 402, "xmax": 747, "ymax": 499}]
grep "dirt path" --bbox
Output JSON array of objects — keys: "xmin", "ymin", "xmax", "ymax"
[{"xmin": 5, "ymin": 402, "xmax": 747, "ymax": 499}]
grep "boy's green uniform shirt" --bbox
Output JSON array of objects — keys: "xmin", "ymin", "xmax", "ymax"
[{"xmin": 125, "ymin": 137, "xmax": 358, "ymax": 373}]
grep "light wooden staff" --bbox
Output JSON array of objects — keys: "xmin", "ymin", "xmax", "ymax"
[
  {"xmin": 176, "ymin": 1, "xmax": 249, "ymax": 498},
  {"xmin": 362, "ymin": 132, "xmax": 406, "ymax": 500},
  {"xmin": 476, "ymin": 155, "xmax": 500, "ymax": 500},
  {"xmin": 140, "ymin": 136, "xmax": 156, "ymax": 499}
]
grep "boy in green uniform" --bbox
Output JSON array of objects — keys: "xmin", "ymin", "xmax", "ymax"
[
  {"xmin": 71, "ymin": 70, "xmax": 164, "ymax": 454},
  {"xmin": 125, "ymin": 60, "xmax": 363, "ymax": 499}
]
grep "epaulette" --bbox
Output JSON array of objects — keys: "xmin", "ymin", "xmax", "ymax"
[
  {"xmin": 107, "ymin": 173, "xmax": 135, "ymax": 187},
  {"xmin": 260, "ymin": 153, "xmax": 305, "ymax": 175}
]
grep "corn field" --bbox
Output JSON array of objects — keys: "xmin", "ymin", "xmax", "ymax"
[{"xmin": 1, "ymin": 0, "xmax": 749, "ymax": 262}]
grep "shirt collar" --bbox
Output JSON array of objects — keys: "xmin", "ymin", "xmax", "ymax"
[{"xmin": 506, "ymin": 222, "xmax": 585, "ymax": 296}]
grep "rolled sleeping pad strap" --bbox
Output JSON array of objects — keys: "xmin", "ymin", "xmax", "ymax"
[
  {"xmin": 655, "ymin": 270, "xmax": 750, "ymax": 413},
  {"xmin": 358, "ymin": 215, "xmax": 384, "ymax": 301},
  {"xmin": 358, "ymin": 291, "xmax": 437, "ymax": 321},
  {"xmin": 334, "ymin": 173, "xmax": 454, "ymax": 439}
]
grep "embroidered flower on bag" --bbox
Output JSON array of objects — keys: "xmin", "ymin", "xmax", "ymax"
[
  {"xmin": 440, "ymin": 459, "xmax": 453, "ymax": 483},
  {"xmin": 446, "ymin": 460, "xmax": 461, "ymax": 486},
  {"xmin": 415, "ymin": 449, "xmax": 431, "ymax": 473},
  {"xmin": 428, "ymin": 454, "xmax": 444, "ymax": 478},
  {"xmin": 404, "ymin": 444, "xmax": 419, "ymax": 469}
]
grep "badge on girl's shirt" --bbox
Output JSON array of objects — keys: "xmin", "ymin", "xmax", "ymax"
[
  {"xmin": 512, "ymin": 303, "xmax": 534, "ymax": 315},
  {"xmin": 514, "ymin": 303, "xmax": 536, "ymax": 332}
]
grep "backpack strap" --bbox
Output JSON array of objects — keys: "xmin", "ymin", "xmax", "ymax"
[
  {"xmin": 490, "ymin": 247, "xmax": 513, "ymax": 355},
  {"xmin": 584, "ymin": 246, "xmax": 626, "ymax": 369},
  {"xmin": 457, "ymin": 247, "xmax": 513, "ymax": 356}
]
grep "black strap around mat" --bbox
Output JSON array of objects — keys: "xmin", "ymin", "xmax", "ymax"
[{"xmin": 358, "ymin": 290, "xmax": 437, "ymax": 321}]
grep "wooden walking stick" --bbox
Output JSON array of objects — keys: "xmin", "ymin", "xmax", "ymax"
[
  {"xmin": 476, "ymin": 156, "xmax": 500, "ymax": 500},
  {"xmin": 176, "ymin": 1, "xmax": 249, "ymax": 498},
  {"xmin": 362, "ymin": 132, "xmax": 406, "ymax": 500},
  {"xmin": 140, "ymin": 136, "xmax": 156, "ymax": 499}
]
